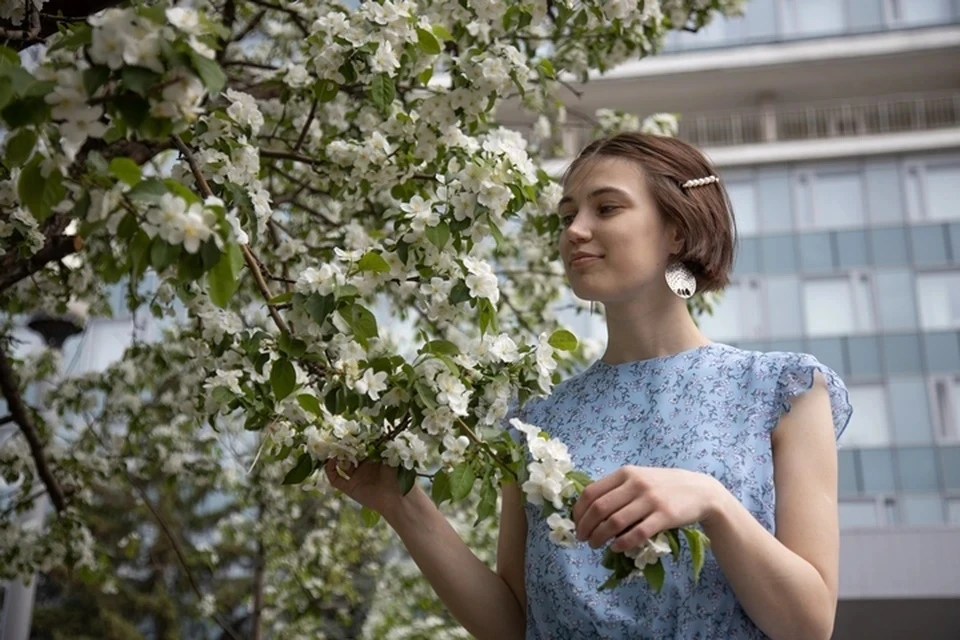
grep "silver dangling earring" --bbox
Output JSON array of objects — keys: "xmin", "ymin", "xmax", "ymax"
[{"xmin": 665, "ymin": 262, "xmax": 697, "ymax": 299}]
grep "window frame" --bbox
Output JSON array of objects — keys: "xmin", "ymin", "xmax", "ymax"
[
  {"xmin": 930, "ymin": 374, "xmax": 960, "ymax": 445},
  {"xmin": 802, "ymin": 270, "xmax": 878, "ymax": 337},
  {"xmin": 902, "ymin": 153, "xmax": 960, "ymax": 223}
]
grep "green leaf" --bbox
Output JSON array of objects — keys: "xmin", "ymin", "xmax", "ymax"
[
  {"xmin": 279, "ymin": 333, "xmax": 307, "ymax": 358},
  {"xmin": 478, "ymin": 299, "xmax": 497, "ymax": 336},
  {"xmin": 425, "ymin": 221, "xmax": 450, "ymax": 250},
  {"xmin": 642, "ymin": 560, "xmax": 666, "ymax": 593},
  {"xmin": 4, "ymin": 128, "xmax": 36, "ymax": 168},
  {"xmin": 601, "ymin": 548, "xmax": 618, "ymax": 570},
  {"xmin": 548, "ymin": 329, "xmax": 578, "ymax": 351},
  {"xmin": 599, "ymin": 574, "xmax": 623, "ymax": 591},
  {"xmin": 113, "ymin": 93, "xmax": 149, "ymax": 128},
  {"xmin": 358, "ymin": 250, "xmax": 390, "ymax": 273},
  {"xmin": 361, "ymin": 506, "xmax": 381, "ymax": 527},
  {"xmin": 305, "ymin": 293, "xmax": 335, "ymax": 326},
  {"xmin": 416, "ymin": 27, "xmax": 441, "ymax": 55},
  {"xmin": 150, "ymin": 240, "xmax": 180, "ymax": 272},
  {"xmin": 297, "ymin": 394, "xmax": 322, "ymax": 416},
  {"xmin": 269, "ymin": 291, "xmax": 294, "ymax": 305},
  {"xmin": 397, "ymin": 466, "xmax": 418, "ymax": 496},
  {"xmin": 665, "ymin": 529, "xmax": 681, "ymax": 560},
  {"xmin": 189, "ymin": 51, "xmax": 226, "ymax": 95},
  {"xmin": 431, "ymin": 469, "xmax": 451, "ymax": 505},
  {"xmin": 370, "ymin": 73, "xmax": 395, "ymax": 112},
  {"xmin": 566, "ymin": 470, "xmax": 593, "ymax": 492},
  {"xmin": 108, "ymin": 157, "xmax": 142, "ymax": 187},
  {"xmin": 129, "ymin": 231, "xmax": 151, "ymax": 279},
  {"xmin": 417, "ymin": 66, "xmax": 433, "ymax": 85},
  {"xmin": 270, "ymin": 358, "xmax": 296, "ymax": 401},
  {"xmin": 0, "ymin": 45, "xmax": 18, "ymax": 65},
  {"xmin": 0, "ymin": 77, "xmax": 12, "ymax": 111},
  {"xmin": 432, "ymin": 25, "xmax": 454, "ymax": 41},
  {"xmin": 538, "ymin": 58, "xmax": 556, "ymax": 79},
  {"xmin": 313, "ymin": 79, "xmax": 339, "ymax": 103},
  {"xmin": 414, "ymin": 380, "xmax": 437, "ymax": 410},
  {"xmin": 488, "ymin": 220, "xmax": 505, "ymax": 248},
  {"xmin": 449, "ymin": 463, "xmax": 475, "ymax": 502},
  {"xmin": 2, "ymin": 96, "xmax": 49, "ymax": 128},
  {"xmin": 17, "ymin": 158, "xmax": 63, "ymax": 222},
  {"xmin": 128, "ymin": 178, "xmax": 167, "ymax": 202},
  {"xmin": 339, "ymin": 304, "xmax": 379, "ymax": 345},
  {"xmin": 82, "ymin": 66, "xmax": 111, "ymax": 96},
  {"xmin": 682, "ymin": 527, "xmax": 709, "ymax": 583},
  {"xmin": 121, "ymin": 66, "xmax": 161, "ymax": 95},
  {"xmin": 475, "ymin": 479, "xmax": 498, "ymax": 524},
  {"xmin": 207, "ymin": 244, "xmax": 241, "ymax": 308},
  {"xmin": 422, "ymin": 340, "xmax": 460, "ymax": 357},
  {"xmin": 282, "ymin": 453, "xmax": 314, "ymax": 484},
  {"xmin": 448, "ymin": 282, "xmax": 471, "ymax": 305}
]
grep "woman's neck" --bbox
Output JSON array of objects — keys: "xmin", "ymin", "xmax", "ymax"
[{"xmin": 600, "ymin": 295, "xmax": 711, "ymax": 365}]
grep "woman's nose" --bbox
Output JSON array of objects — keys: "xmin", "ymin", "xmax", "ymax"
[{"xmin": 566, "ymin": 216, "xmax": 592, "ymax": 243}]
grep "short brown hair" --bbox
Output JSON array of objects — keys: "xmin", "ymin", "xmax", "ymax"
[{"xmin": 562, "ymin": 132, "xmax": 736, "ymax": 293}]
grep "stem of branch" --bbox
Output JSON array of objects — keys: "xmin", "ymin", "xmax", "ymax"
[
  {"xmin": 457, "ymin": 418, "xmax": 517, "ymax": 482},
  {"xmin": 259, "ymin": 148, "xmax": 325, "ymax": 167},
  {"xmin": 234, "ymin": 9, "xmax": 266, "ymax": 42},
  {"xmin": 293, "ymin": 98, "xmax": 317, "ymax": 153},
  {"xmin": 0, "ymin": 348, "xmax": 67, "ymax": 512},
  {"xmin": 0, "ymin": 234, "xmax": 83, "ymax": 294}
]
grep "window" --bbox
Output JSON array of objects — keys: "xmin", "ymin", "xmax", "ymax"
[
  {"xmin": 882, "ymin": 333, "xmax": 923, "ymax": 375},
  {"xmin": 841, "ymin": 385, "xmax": 891, "ymax": 447},
  {"xmin": 727, "ymin": 181, "xmax": 758, "ymax": 236},
  {"xmin": 897, "ymin": 447, "xmax": 940, "ymax": 491},
  {"xmin": 875, "ymin": 271, "xmax": 917, "ymax": 331},
  {"xmin": 910, "ymin": 225, "xmax": 950, "ymax": 267},
  {"xmin": 869, "ymin": 228, "xmax": 910, "ymax": 268},
  {"xmin": 798, "ymin": 233, "xmax": 834, "ymax": 272},
  {"xmin": 948, "ymin": 498, "xmax": 960, "ymax": 525},
  {"xmin": 699, "ymin": 280, "xmax": 764, "ymax": 342},
  {"xmin": 865, "ymin": 160, "xmax": 904, "ymax": 224},
  {"xmin": 847, "ymin": 335, "xmax": 882, "ymax": 379},
  {"xmin": 838, "ymin": 450, "xmax": 859, "ymax": 494},
  {"xmin": 734, "ymin": 237, "xmax": 760, "ymax": 274},
  {"xmin": 932, "ymin": 377, "xmax": 960, "ymax": 443},
  {"xmin": 901, "ymin": 495, "xmax": 944, "ymax": 526},
  {"xmin": 836, "ymin": 230, "xmax": 869, "ymax": 269},
  {"xmin": 809, "ymin": 172, "xmax": 866, "ymax": 230},
  {"xmin": 942, "ymin": 447, "xmax": 960, "ymax": 490},
  {"xmin": 916, "ymin": 273, "xmax": 960, "ymax": 330},
  {"xmin": 839, "ymin": 500, "xmax": 881, "ymax": 529},
  {"xmin": 926, "ymin": 163, "xmax": 960, "ymax": 222},
  {"xmin": 860, "ymin": 448, "xmax": 897, "ymax": 493},
  {"xmin": 889, "ymin": 380, "xmax": 935, "ymax": 445},
  {"xmin": 924, "ymin": 332, "xmax": 960, "ymax": 374},
  {"xmin": 849, "ymin": 0, "xmax": 886, "ymax": 32},
  {"xmin": 803, "ymin": 275, "xmax": 875, "ymax": 337},
  {"xmin": 806, "ymin": 337, "xmax": 847, "ymax": 376},
  {"xmin": 760, "ymin": 236, "xmax": 797, "ymax": 275},
  {"xmin": 765, "ymin": 276, "xmax": 802, "ymax": 338},
  {"xmin": 782, "ymin": 0, "xmax": 846, "ymax": 36},
  {"xmin": 951, "ymin": 223, "xmax": 960, "ymax": 263},
  {"xmin": 894, "ymin": 0, "xmax": 955, "ymax": 26},
  {"xmin": 757, "ymin": 168, "xmax": 794, "ymax": 233}
]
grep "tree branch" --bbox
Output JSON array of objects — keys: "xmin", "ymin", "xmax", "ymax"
[
  {"xmin": 293, "ymin": 98, "xmax": 317, "ymax": 153},
  {"xmin": 0, "ymin": 348, "xmax": 67, "ymax": 512},
  {"xmin": 259, "ymin": 148, "xmax": 325, "ymax": 167},
  {"xmin": 233, "ymin": 9, "xmax": 266, "ymax": 43},
  {"xmin": 0, "ymin": 219, "xmax": 83, "ymax": 295},
  {"xmin": 245, "ymin": 0, "xmax": 308, "ymax": 35},
  {"xmin": 171, "ymin": 135, "xmax": 292, "ymax": 335}
]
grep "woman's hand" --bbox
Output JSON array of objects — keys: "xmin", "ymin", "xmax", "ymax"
[
  {"xmin": 571, "ymin": 466, "xmax": 725, "ymax": 553},
  {"xmin": 324, "ymin": 459, "xmax": 412, "ymax": 517}
]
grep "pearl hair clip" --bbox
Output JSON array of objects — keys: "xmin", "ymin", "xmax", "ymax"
[{"xmin": 680, "ymin": 175, "xmax": 720, "ymax": 189}]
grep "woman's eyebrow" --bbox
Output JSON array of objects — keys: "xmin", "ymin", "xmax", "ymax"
[{"xmin": 558, "ymin": 186, "xmax": 631, "ymax": 208}]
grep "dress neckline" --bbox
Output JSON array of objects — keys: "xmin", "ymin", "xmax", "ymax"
[{"xmin": 591, "ymin": 343, "xmax": 723, "ymax": 371}]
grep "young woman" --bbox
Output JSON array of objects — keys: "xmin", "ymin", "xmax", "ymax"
[{"xmin": 326, "ymin": 132, "xmax": 852, "ymax": 640}]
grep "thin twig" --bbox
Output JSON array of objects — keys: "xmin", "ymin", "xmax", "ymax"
[
  {"xmin": 246, "ymin": 0, "xmax": 309, "ymax": 35},
  {"xmin": 0, "ymin": 414, "xmax": 14, "ymax": 426},
  {"xmin": 0, "ymin": 348, "xmax": 67, "ymax": 512},
  {"xmin": 259, "ymin": 148, "xmax": 325, "ymax": 166},
  {"xmin": 172, "ymin": 135, "xmax": 292, "ymax": 335},
  {"xmin": 457, "ymin": 418, "xmax": 517, "ymax": 482},
  {"xmin": 222, "ymin": 59, "xmax": 279, "ymax": 71},
  {"xmin": 286, "ymin": 199, "xmax": 337, "ymax": 227},
  {"xmin": 557, "ymin": 77, "xmax": 584, "ymax": 99},
  {"xmin": 293, "ymin": 98, "xmax": 318, "ymax": 153},
  {"xmin": 234, "ymin": 9, "xmax": 267, "ymax": 42}
]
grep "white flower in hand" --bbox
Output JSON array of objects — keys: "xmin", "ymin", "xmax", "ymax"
[
  {"xmin": 624, "ymin": 532, "xmax": 672, "ymax": 569},
  {"xmin": 547, "ymin": 513, "xmax": 578, "ymax": 548}
]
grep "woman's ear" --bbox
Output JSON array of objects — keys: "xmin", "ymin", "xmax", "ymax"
[{"xmin": 665, "ymin": 224, "xmax": 684, "ymax": 256}]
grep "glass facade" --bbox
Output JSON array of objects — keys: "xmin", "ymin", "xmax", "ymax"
[
  {"xmin": 662, "ymin": 0, "xmax": 960, "ymax": 52},
  {"xmin": 711, "ymin": 150, "xmax": 960, "ymax": 527}
]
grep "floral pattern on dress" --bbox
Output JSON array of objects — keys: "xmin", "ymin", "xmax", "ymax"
[{"xmin": 507, "ymin": 343, "xmax": 852, "ymax": 640}]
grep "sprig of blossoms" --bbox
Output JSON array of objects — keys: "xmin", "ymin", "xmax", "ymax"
[{"xmin": 510, "ymin": 418, "xmax": 710, "ymax": 593}]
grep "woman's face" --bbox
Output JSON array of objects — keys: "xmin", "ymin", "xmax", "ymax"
[{"xmin": 558, "ymin": 156, "xmax": 680, "ymax": 304}]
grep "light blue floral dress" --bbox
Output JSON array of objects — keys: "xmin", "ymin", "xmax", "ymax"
[{"xmin": 507, "ymin": 343, "xmax": 852, "ymax": 640}]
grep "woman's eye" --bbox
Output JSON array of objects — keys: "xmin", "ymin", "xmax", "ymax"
[
  {"xmin": 560, "ymin": 214, "xmax": 575, "ymax": 227},
  {"xmin": 598, "ymin": 204, "xmax": 619, "ymax": 214}
]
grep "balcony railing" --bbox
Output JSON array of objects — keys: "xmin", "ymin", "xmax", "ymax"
[{"xmin": 512, "ymin": 91, "xmax": 960, "ymax": 158}]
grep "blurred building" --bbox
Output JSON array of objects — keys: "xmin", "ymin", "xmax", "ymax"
[{"xmin": 508, "ymin": 1, "xmax": 960, "ymax": 638}]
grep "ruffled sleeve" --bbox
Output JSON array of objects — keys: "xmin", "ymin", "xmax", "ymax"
[{"xmin": 771, "ymin": 352, "xmax": 853, "ymax": 441}]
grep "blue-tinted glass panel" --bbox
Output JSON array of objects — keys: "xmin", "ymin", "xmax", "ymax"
[
  {"xmin": 847, "ymin": 336, "xmax": 882, "ymax": 379},
  {"xmin": 848, "ymin": 0, "xmax": 886, "ymax": 32},
  {"xmin": 739, "ymin": 0, "xmax": 778, "ymax": 41},
  {"xmin": 950, "ymin": 222, "xmax": 960, "ymax": 262},
  {"xmin": 765, "ymin": 276, "xmax": 802, "ymax": 338},
  {"xmin": 768, "ymin": 339, "xmax": 805, "ymax": 353},
  {"xmin": 734, "ymin": 237, "xmax": 760, "ymax": 274},
  {"xmin": 923, "ymin": 332, "xmax": 960, "ymax": 373},
  {"xmin": 911, "ymin": 225, "xmax": 950, "ymax": 267},
  {"xmin": 926, "ymin": 163, "xmax": 960, "ymax": 221},
  {"xmin": 900, "ymin": 0, "xmax": 955, "ymax": 26},
  {"xmin": 860, "ymin": 449, "xmax": 896, "ymax": 493},
  {"xmin": 806, "ymin": 338, "xmax": 847, "ymax": 376},
  {"xmin": 838, "ymin": 450, "xmax": 859, "ymax": 495},
  {"xmin": 864, "ymin": 160, "xmax": 904, "ymax": 224},
  {"xmin": 941, "ymin": 447, "xmax": 960, "ymax": 490},
  {"xmin": 756, "ymin": 168, "xmax": 793, "ymax": 233},
  {"xmin": 783, "ymin": 0, "xmax": 845, "ymax": 36},
  {"xmin": 896, "ymin": 448, "xmax": 939, "ymax": 491},
  {"xmin": 870, "ymin": 227, "xmax": 910, "ymax": 268},
  {"xmin": 901, "ymin": 495, "xmax": 945, "ymax": 525},
  {"xmin": 813, "ymin": 172, "xmax": 866, "ymax": 228},
  {"xmin": 888, "ymin": 380, "xmax": 934, "ymax": 445},
  {"xmin": 875, "ymin": 271, "xmax": 918, "ymax": 331},
  {"xmin": 798, "ymin": 233, "xmax": 834, "ymax": 272},
  {"xmin": 882, "ymin": 334, "xmax": 923, "ymax": 375},
  {"xmin": 836, "ymin": 230, "xmax": 869, "ymax": 269},
  {"xmin": 760, "ymin": 236, "xmax": 797, "ymax": 275}
]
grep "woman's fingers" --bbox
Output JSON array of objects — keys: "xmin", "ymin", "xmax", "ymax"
[
  {"xmin": 579, "ymin": 485, "xmax": 651, "ymax": 548},
  {"xmin": 610, "ymin": 512, "xmax": 668, "ymax": 553}
]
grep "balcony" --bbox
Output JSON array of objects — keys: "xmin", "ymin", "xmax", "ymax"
[
  {"xmin": 663, "ymin": 0, "xmax": 960, "ymax": 53},
  {"xmin": 516, "ymin": 91, "xmax": 960, "ymax": 165}
]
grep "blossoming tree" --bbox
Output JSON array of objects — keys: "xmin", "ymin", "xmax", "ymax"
[{"xmin": 0, "ymin": 0, "xmax": 740, "ymax": 636}]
